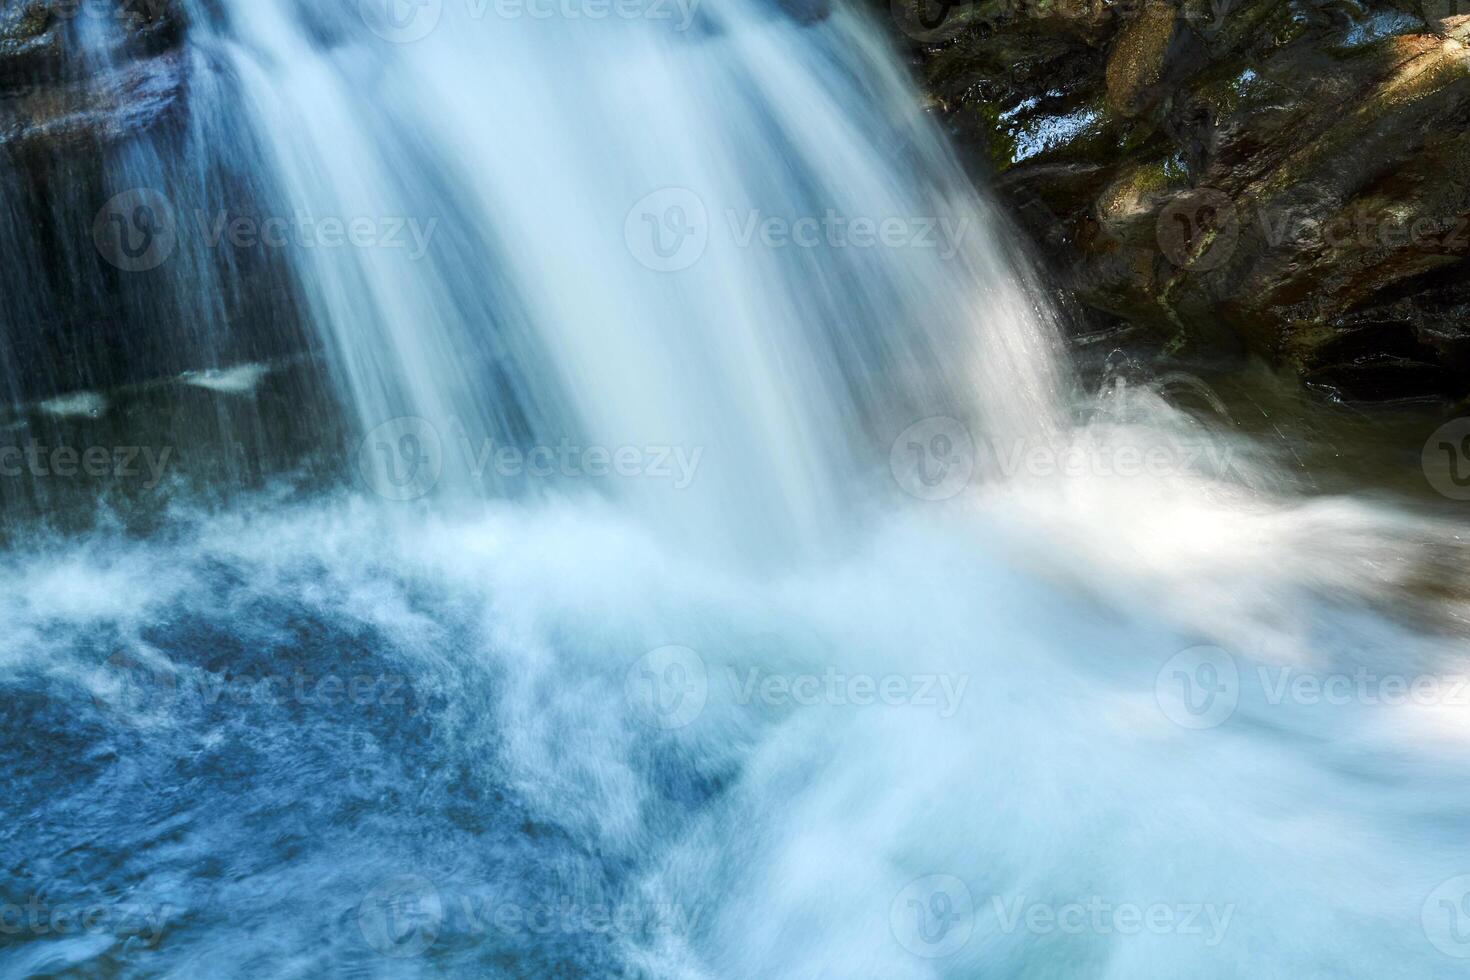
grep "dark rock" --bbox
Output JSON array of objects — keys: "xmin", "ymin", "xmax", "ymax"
[
  {"xmin": 0, "ymin": 0, "xmax": 186, "ymax": 155},
  {"xmin": 0, "ymin": 46, "xmax": 185, "ymax": 154},
  {"xmin": 886, "ymin": 0, "xmax": 1470, "ymax": 400}
]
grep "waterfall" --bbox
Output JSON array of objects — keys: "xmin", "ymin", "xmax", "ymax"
[
  {"xmin": 170, "ymin": 0, "xmax": 1068, "ymax": 554},
  {"xmin": 1, "ymin": 2, "xmax": 1467, "ymax": 978}
]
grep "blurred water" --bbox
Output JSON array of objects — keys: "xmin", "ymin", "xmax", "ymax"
[
  {"xmin": 188, "ymin": 0, "xmax": 1066, "ymax": 557},
  {"xmin": 1, "ymin": 1, "xmax": 1468, "ymax": 978}
]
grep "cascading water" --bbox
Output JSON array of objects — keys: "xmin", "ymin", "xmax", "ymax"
[
  {"xmin": 2, "ymin": 1, "xmax": 1468, "ymax": 978},
  {"xmin": 189, "ymin": 0, "xmax": 1069, "ymax": 556}
]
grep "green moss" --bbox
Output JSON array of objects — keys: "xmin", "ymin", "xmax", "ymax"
[
  {"xmin": 1099, "ymin": 160, "xmax": 1172, "ymax": 217},
  {"xmin": 969, "ymin": 100, "xmax": 1022, "ymax": 173}
]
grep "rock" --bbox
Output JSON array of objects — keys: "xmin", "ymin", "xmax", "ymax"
[
  {"xmin": 1104, "ymin": 0, "xmax": 1189, "ymax": 116},
  {"xmin": 0, "ymin": 47, "xmax": 185, "ymax": 154},
  {"xmin": 887, "ymin": 0, "xmax": 1470, "ymax": 400},
  {"xmin": 0, "ymin": 0, "xmax": 186, "ymax": 155}
]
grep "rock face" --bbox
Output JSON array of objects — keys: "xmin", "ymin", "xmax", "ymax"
[
  {"xmin": 0, "ymin": 1, "xmax": 314, "ymax": 410},
  {"xmin": 888, "ymin": 0, "xmax": 1470, "ymax": 399},
  {"xmin": 0, "ymin": 0, "xmax": 185, "ymax": 156}
]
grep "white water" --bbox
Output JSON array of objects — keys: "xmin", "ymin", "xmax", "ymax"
[
  {"xmin": 17, "ymin": 457, "xmax": 1470, "ymax": 976},
  {"xmin": 189, "ymin": 0, "xmax": 1066, "ymax": 557},
  {"xmin": 6, "ymin": 1, "xmax": 1470, "ymax": 977}
]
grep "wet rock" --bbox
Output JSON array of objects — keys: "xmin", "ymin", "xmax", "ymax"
[
  {"xmin": 888, "ymin": 0, "xmax": 1470, "ymax": 400},
  {"xmin": 0, "ymin": 0, "xmax": 186, "ymax": 154},
  {"xmin": 0, "ymin": 46, "xmax": 184, "ymax": 153}
]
